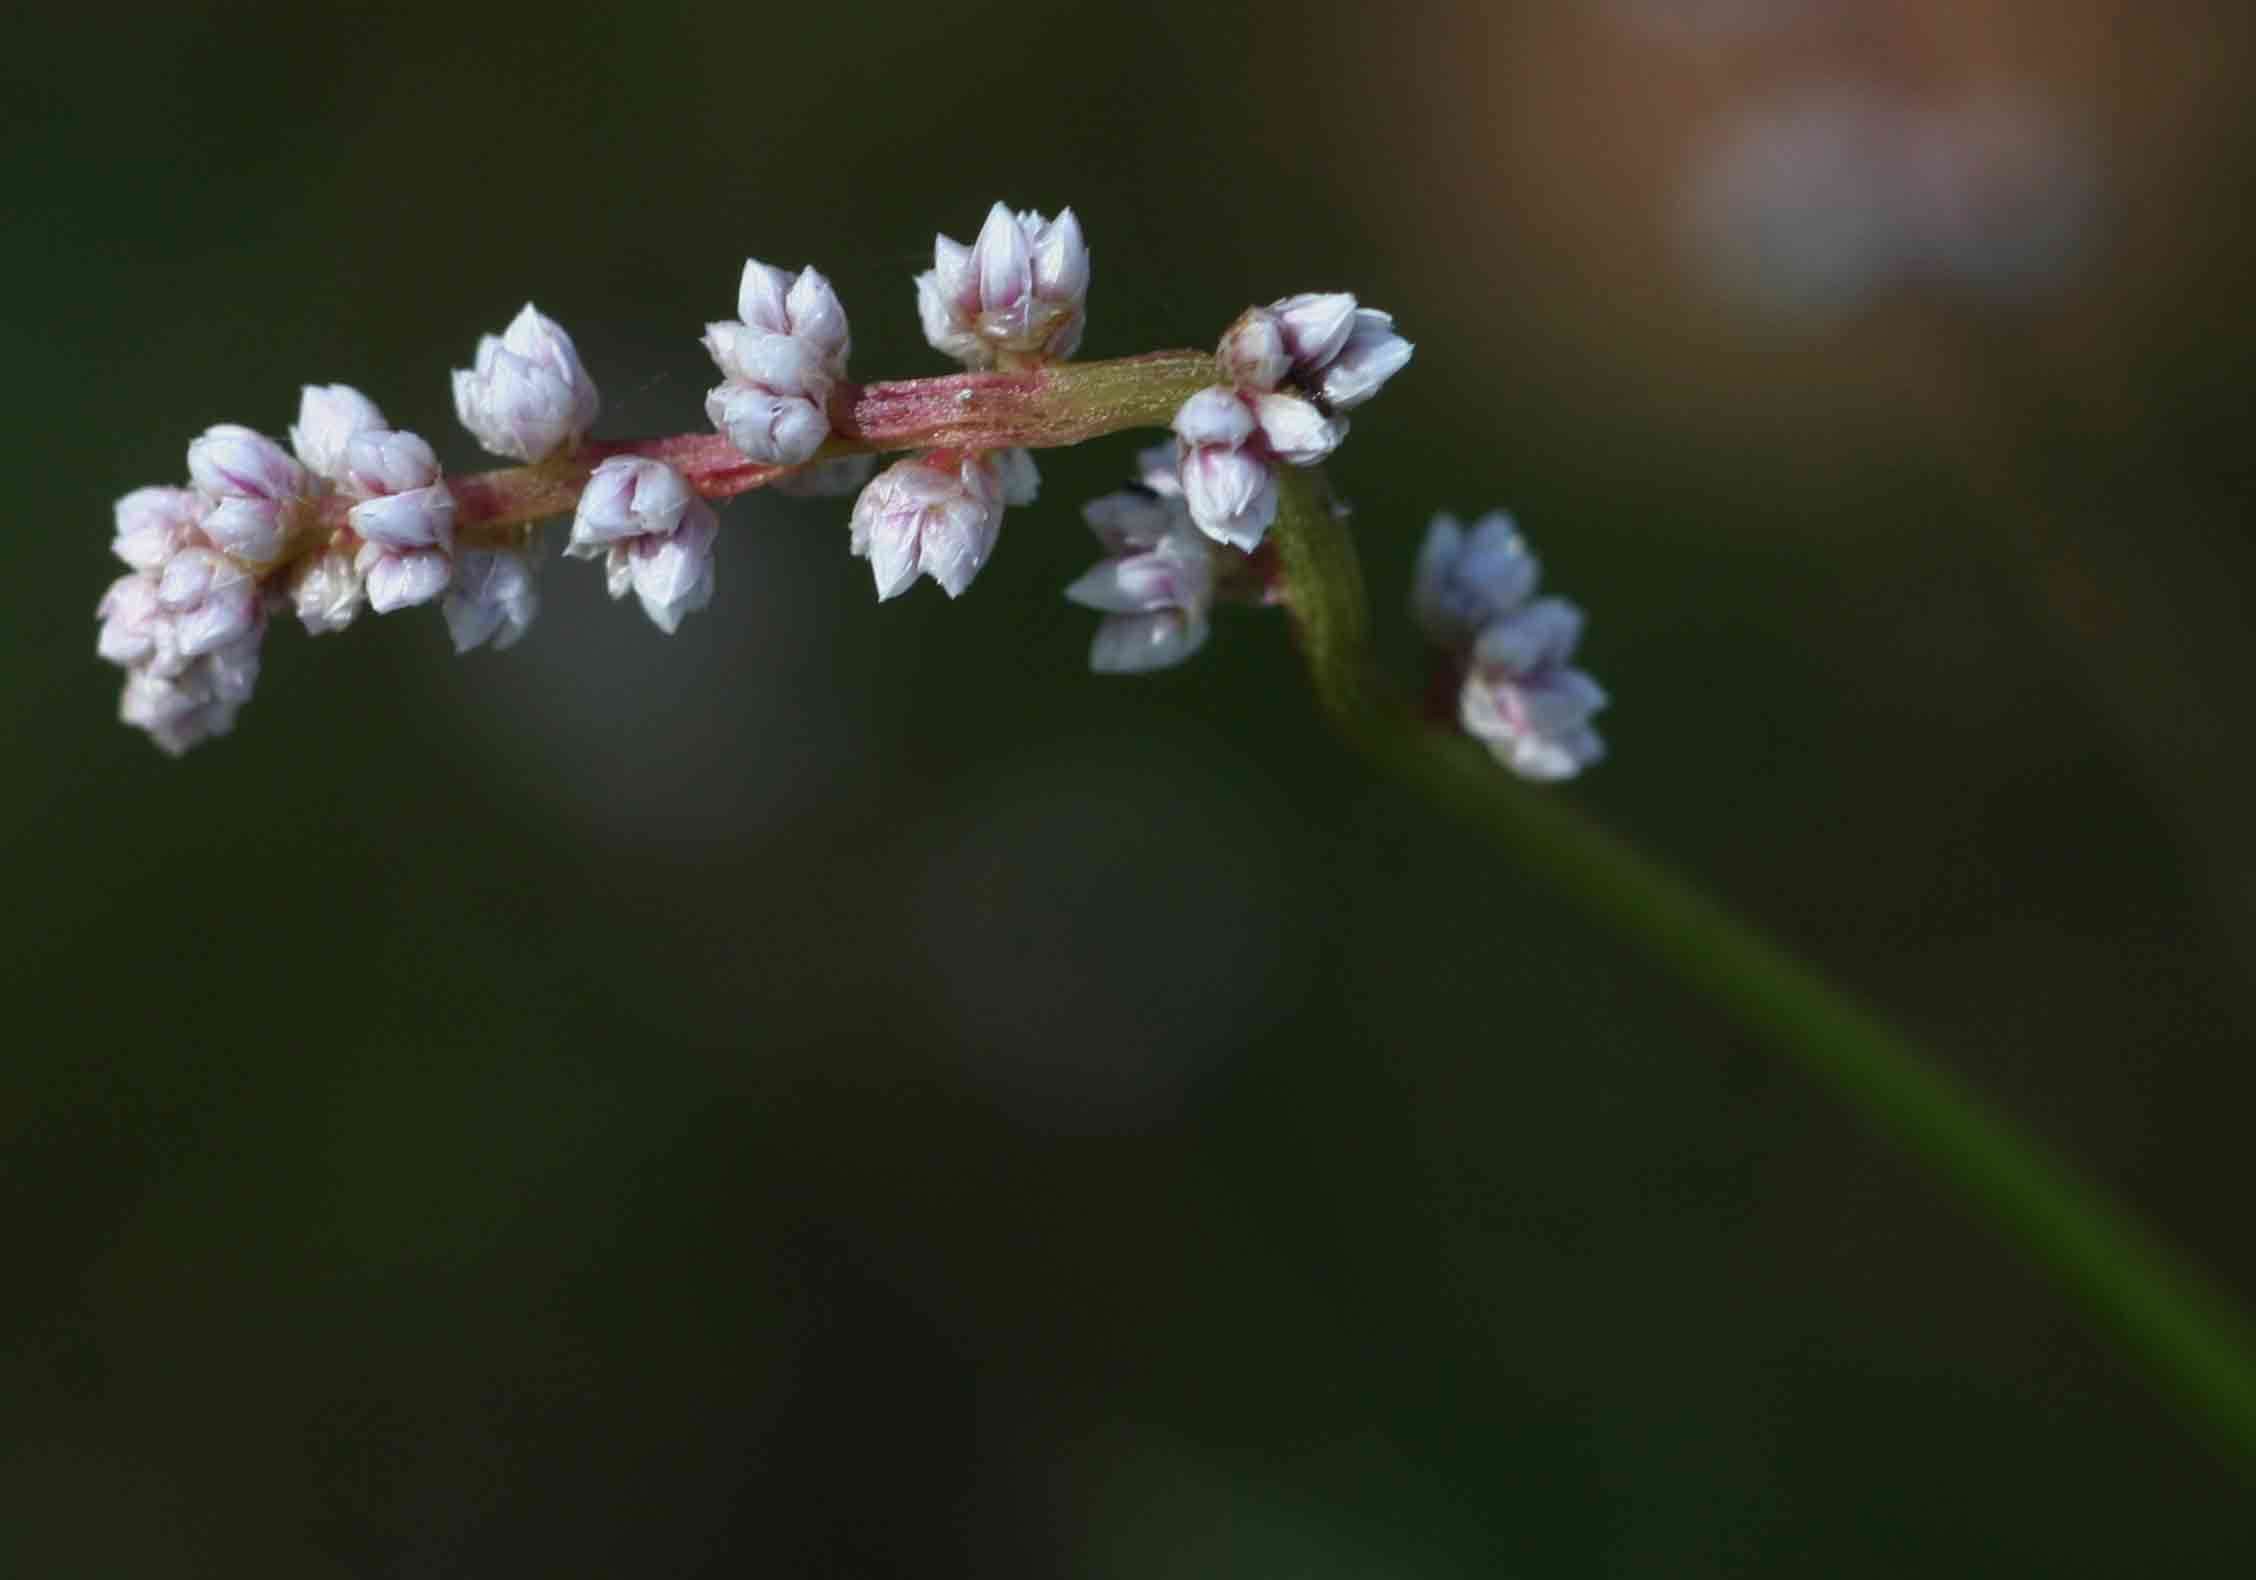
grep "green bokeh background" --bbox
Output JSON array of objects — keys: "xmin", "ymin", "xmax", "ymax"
[{"xmin": 7, "ymin": 2, "xmax": 2254, "ymax": 1572}]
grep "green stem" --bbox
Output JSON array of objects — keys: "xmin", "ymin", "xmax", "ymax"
[{"xmin": 1269, "ymin": 468, "xmax": 2256, "ymax": 1470}]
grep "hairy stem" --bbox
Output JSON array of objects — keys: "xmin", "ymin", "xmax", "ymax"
[{"xmin": 1267, "ymin": 467, "xmax": 2256, "ymax": 1470}]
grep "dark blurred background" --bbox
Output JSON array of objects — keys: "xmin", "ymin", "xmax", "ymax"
[{"xmin": 7, "ymin": 0, "xmax": 2255, "ymax": 1572}]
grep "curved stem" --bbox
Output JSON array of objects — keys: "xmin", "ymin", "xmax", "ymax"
[{"xmin": 1268, "ymin": 468, "xmax": 2256, "ymax": 1471}]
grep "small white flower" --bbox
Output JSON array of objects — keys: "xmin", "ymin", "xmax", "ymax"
[
  {"xmin": 1459, "ymin": 600, "xmax": 1608, "ymax": 782},
  {"xmin": 289, "ymin": 384, "xmax": 387, "ymax": 481},
  {"xmin": 703, "ymin": 260, "xmax": 851, "ymax": 466},
  {"xmin": 847, "ymin": 452, "xmax": 1010, "ymax": 601},
  {"xmin": 915, "ymin": 202, "xmax": 1089, "ymax": 368},
  {"xmin": 452, "ymin": 303, "xmax": 601, "ymax": 461},
  {"xmin": 288, "ymin": 545, "xmax": 365, "ymax": 635},
  {"xmin": 1244, "ymin": 293, "xmax": 1413, "ymax": 412},
  {"xmin": 185, "ymin": 424, "xmax": 312, "ymax": 564},
  {"xmin": 355, "ymin": 539, "xmax": 453, "ymax": 614},
  {"xmin": 1412, "ymin": 511, "xmax": 1540, "ymax": 648},
  {"xmin": 96, "ymin": 571, "xmax": 176, "ymax": 671},
  {"xmin": 111, "ymin": 486, "xmax": 204, "ymax": 572},
  {"xmin": 1270, "ymin": 292, "xmax": 1360, "ymax": 373},
  {"xmin": 1216, "ymin": 308, "xmax": 1290, "ymax": 390},
  {"xmin": 336, "ymin": 429, "xmax": 455, "ymax": 614},
  {"xmin": 566, "ymin": 456, "xmax": 718, "ymax": 634},
  {"xmin": 1066, "ymin": 484, "xmax": 1219, "ymax": 675},
  {"xmin": 1170, "ymin": 387, "xmax": 1276, "ymax": 552},
  {"xmin": 156, "ymin": 546, "xmax": 259, "ymax": 659},
  {"xmin": 116, "ymin": 625, "xmax": 263, "ymax": 756},
  {"xmin": 443, "ymin": 547, "xmax": 540, "ymax": 652}
]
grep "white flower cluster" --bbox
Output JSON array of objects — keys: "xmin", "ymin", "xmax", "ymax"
[
  {"xmin": 1065, "ymin": 443, "xmax": 1221, "ymax": 675},
  {"xmin": 1413, "ymin": 513, "xmax": 1607, "ymax": 781},
  {"xmin": 99, "ymin": 305, "xmax": 600, "ymax": 753},
  {"xmin": 704, "ymin": 261, "xmax": 852, "ymax": 467},
  {"xmin": 838, "ymin": 202, "xmax": 1093, "ymax": 601},
  {"xmin": 566, "ymin": 457, "xmax": 720, "ymax": 634},
  {"xmin": 916, "ymin": 203, "xmax": 1088, "ymax": 369},
  {"xmin": 1169, "ymin": 294, "xmax": 1413, "ymax": 552}
]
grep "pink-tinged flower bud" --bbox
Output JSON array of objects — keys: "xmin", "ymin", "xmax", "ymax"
[
  {"xmin": 703, "ymin": 260, "xmax": 850, "ymax": 466},
  {"xmin": 117, "ymin": 624, "xmax": 262, "ymax": 756},
  {"xmin": 355, "ymin": 541, "xmax": 454, "ymax": 614},
  {"xmin": 1459, "ymin": 599, "xmax": 1608, "ymax": 782},
  {"xmin": 97, "ymin": 572, "xmax": 174, "ymax": 670},
  {"xmin": 848, "ymin": 452, "xmax": 1007, "ymax": 601},
  {"xmin": 288, "ymin": 545, "xmax": 365, "ymax": 635},
  {"xmin": 1270, "ymin": 292, "xmax": 1359, "ymax": 371},
  {"xmin": 610, "ymin": 514, "xmax": 718, "ymax": 634},
  {"xmin": 1067, "ymin": 484, "xmax": 1219, "ymax": 675},
  {"xmin": 451, "ymin": 303, "xmax": 601, "ymax": 461},
  {"xmin": 185, "ymin": 424, "xmax": 312, "ymax": 564},
  {"xmin": 339, "ymin": 428, "xmax": 443, "ymax": 500},
  {"xmin": 732, "ymin": 260, "xmax": 852, "ymax": 366},
  {"xmin": 1170, "ymin": 387, "xmax": 1275, "ymax": 552},
  {"xmin": 566, "ymin": 457, "xmax": 718, "ymax": 633},
  {"xmin": 1217, "ymin": 308, "xmax": 1290, "ymax": 390},
  {"xmin": 155, "ymin": 547, "xmax": 259, "ymax": 659},
  {"xmin": 705, "ymin": 378, "xmax": 832, "ymax": 468},
  {"xmin": 1314, "ymin": 309, "xmax": 1414, "ymax": 410},
  {"xmin": 289, "ymin": 384, "xmax": 387, "ymax": 481},
  {"xmin": 1253, "ymin": 294, "xmax": 1414, "ymax": 412},
  {"xmin": 111, "ymin": 487, "xmax": 204, "ymax": 571},
  {"xmin": 187, "ymin": 424, "xmax": 309, "ymax": 506},
  {"xmin": 568, "ymin": 456, "xmax": 697, "ymax": 550},
  {"xmin": 1250, "ymin": 391, "xmax": 1345, "ymax": 465},
  {"xmin": 443, "ymin": 548, "xmax": 540, "ymax": 652},
  {"xmin": 348, "ymin": 484, "xmax": 455, "ymax": 552},
  {"xmin": 1412, "ymin": 511, "xmax": 1540, "ymax": 648},
  {"xmin": 915, "ymin": 202, "xmax": 1089, "ymax": 368}
]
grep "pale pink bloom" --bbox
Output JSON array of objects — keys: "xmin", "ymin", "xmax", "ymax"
[
  {"xmin": 1459, "ymin": 600, "xmax": 1608, "ymax": 782},
  {"xmin": 704, "ymin": 260, "xmax": 851, "ymax": 465},
  {"xmin": 186, "ymin": 424, "xmax": 312, "ymax": 564},
  {"xmin": 288, "ymin": 545, "xmax": 365, "ymax": 636},
  {"xmin": 111, "ymin": 487, "xmax": 204, "ymax": 572},
  {"xmin": 916, "ymin": 202, "xmax": 1089, "ymax": 367},
  {"xmin": 1411, "ymin": 511, "xmax": 1540, "ymax": 649},
  {"xmin": 443, "ymin": 548, "xmax": 540, "ymax": 652},
  {"xmin": 566, "ymin": 457, "xmax": 718, "ymax": 634},
  {"xmin": 1066, "ymin": 483, "xmax": 1219, "ymax": 674},
  {"xmin": 289, "ymin": 384, "xmax": 388, "ymax": 481},
  {"xmin": 848, "ymin": 451, "xmax": 1015, "ymax": 601},
  {"xmin": 452, "ymin": 303, "xmax": 601, "ymax": 461}
]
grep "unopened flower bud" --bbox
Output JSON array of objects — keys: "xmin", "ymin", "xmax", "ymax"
[
  {"xmin": 703, "ymin": 260, "xmax": 850, "ymax": 466},
  {"xmin": 289, "ymin": 384, "xmax": 387, "ymax": 481},
  {"xmin": 186, "ymin": 424, "xmax": 311, "ymax": 564},
  {"xmin": 916, "ymin": 202, "xmax": 1089, "ymax": 368},
  {"xmin": 452, "ymin": 303, "xmax": 601, "ymax": 461},
  {"xmin": 1067, "ymin": 482, "xmax": 1219, "ymax": 674},
  {"xmin": 1270, "ymin": 292, "xmax": 1360, "ymax": 372},
  {"xmin": 1171, "ymin": 387, "xmax": 1275, "ymax": 552},
  {"xmin": 1314, "ymin": 309, "xmax": 1414, "ymax": 410},
  {"xmin": 848, "ymin": 452, "xmax": 1008, "ymax": 600},
  {"xmin": 1217, "ymin": 308, "xmax": 1290, "ymax": 390},
  {"xmin": 443, "ymin": 548, "xmax": 540, "ymax": 652},
  {"xmin": 111, "ymin": 486, "xmax": 204, "ymax": 572},
  {"xmin": 566, "ymin": 457, "xmax": 718, "ymax": 633},
  {"xmin": 1459, "ymin": 599, "xmax": 1608, "ymax": 782},
  {"xmin": 1412, "ymin": 511, "xmax": 1540, "ymax": 648},
  {"xmin": 289, "ymin": 545, "xmax": 366, "ymax": 635},
  {"xmin": 156, "ymin": 546, "xmax": 259, "ymax": 658},
  {"xmin": 97, "ymin": 572, "xmax": 173, "ymax": 670}
]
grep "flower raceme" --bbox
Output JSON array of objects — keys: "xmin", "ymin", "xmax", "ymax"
[{"xmin": 94, "ymin": 198, "xmax": 1600, "ymax": 781}]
